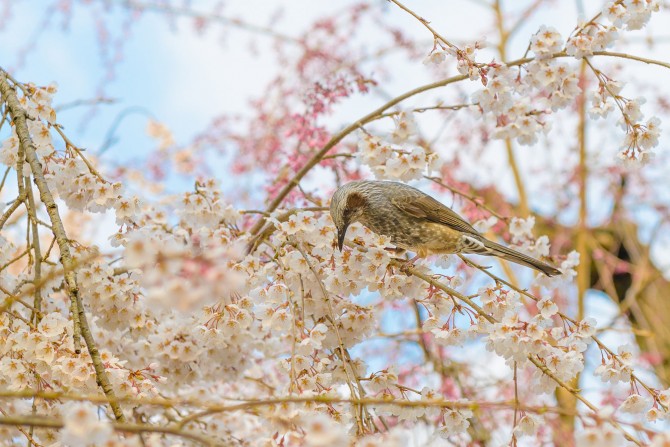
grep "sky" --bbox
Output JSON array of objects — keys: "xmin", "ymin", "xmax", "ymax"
[{"xmin": 0, "ymin": 0, "xmax": 600, "ymax": 163}]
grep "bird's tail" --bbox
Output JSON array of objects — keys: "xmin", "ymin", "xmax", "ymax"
[{"xmin": 481, "ymin": 239, "xmax": 562, "ymax": 277}]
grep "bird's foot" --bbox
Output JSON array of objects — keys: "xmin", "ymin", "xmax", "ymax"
[
  {"xmin": 386, "ymin": 258, "xmax": 404, "ymax": 276},
  {"xmin": 399, "ymin": 254, "xmax": 420, "ymax": 276}
]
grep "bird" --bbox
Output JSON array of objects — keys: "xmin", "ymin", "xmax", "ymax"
[{"xmin": 329, "ymin": 180, "xmax": 561, "ymax": 277}]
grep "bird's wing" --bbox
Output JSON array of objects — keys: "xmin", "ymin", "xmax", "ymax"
[{"xmin": 390, "ymin": 193, "xmax": 480, "ymax": 235}]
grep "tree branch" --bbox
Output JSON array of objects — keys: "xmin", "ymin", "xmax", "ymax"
[{"xmin": 0, "ymin": 69, "xmax": 126, "ymax": 422}]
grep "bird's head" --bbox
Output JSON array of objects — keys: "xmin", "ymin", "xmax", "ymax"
[{"xmin": 329, "ymin": 183, "xmax": 368, "ymax": 251}]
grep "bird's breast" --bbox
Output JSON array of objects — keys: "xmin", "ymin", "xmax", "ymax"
[
  {"xmin": 408, "ymin": 223, "xmax": 464, "ymax": 255},
  {"xmin": 359, "ymin": 205, "xmax": 463, "ymax": 256}
]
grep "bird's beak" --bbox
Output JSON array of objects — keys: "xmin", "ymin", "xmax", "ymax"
[{"xmin": 337, "ymin": 223, "xmax": 349, "ymax": 251}]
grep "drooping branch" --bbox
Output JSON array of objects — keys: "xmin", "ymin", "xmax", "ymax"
[
  {"xmin": 0, "ymin": 415, "xmax": 217, "ymax": 447},
  {"xmin": 396, "ymin": 259, "xmax": 642, "ymax": 446},
  {"xmin": 247, "ymin": 73, "xmax": 469, "ymax": 236},
  {"xmin": 248, "ymin": 47, "xmax": 670, "ymax": 238},
  {"xmin": 0, "ymin": 390, "xmax": 652, "ymax": 439},
  {"xmin": 0, "ymin": 69, "xmax": 126, "ymax": 423}
]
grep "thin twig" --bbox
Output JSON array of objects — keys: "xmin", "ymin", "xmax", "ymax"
[
  {"xmin": 52, "ymin": 124, "xmax": 108, "ymax": 182},
  {"xmin": 247, "ymin": 49, "xmax": 670, "ymax": 237},
  {"xmin": 390, "ymin": 258, "xmax": 642, "ymax": 445},
  {"xmin": 0, "ymin": 193, "xmax": 26, "ymax": 230},
  {"xmin": 291, "ymin": 240, "xmax": 369, "ymax": 434},
  {"xmin": 387, "ymin": 0, "xmax": 458, "ymax": 49},
  {"xmin": 0, "ymin": 166, "xmax": 11, "ymax": 193},
  {"xmin": 460, "ymin": 255, "xmax": 667, "ymax": 414},
  {"xmin": 55, "ymin": 96, "xmax": 116, "ymax": 112},
  {"xmin": 24, "ymin": 175, "xmax": 43, "ymax": 324}
]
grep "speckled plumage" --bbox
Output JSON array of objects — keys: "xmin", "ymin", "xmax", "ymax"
[{"xmin": 330, "ymin": 180, "xmax": 561, "ymax": 277}]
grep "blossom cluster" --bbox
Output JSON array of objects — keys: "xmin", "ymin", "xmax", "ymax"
[
  {"xmin": 1, "ymin": 1, "xmax": 670, "ymax": 444},
  {"xmin": 603, "ymin": 0, "xmax": 660, "ymax": 31},
  {"xmin": 565, "ymin": 1, "xmax": 660, "ymax": 58},
  {"xmin": 356, "ymin": 129, "xmax": 440, "ymax": 181},
  {"xmin": 116, "ymin": 187, "xmax": 245, "ymax": 312},
  {"xmin": 484, "ymin": 296, "xmax": 592, "ymax": 394},
  {"xmin": 0, "ymin": 84, "xmax": 57, "ymax": 174},
  {"xmin": 588, "ymin": 72, "xmax": 662, "ymax": 164},
  {"xmin": 471, "ymin": 56, "xmax": 579, "ymax": 146},
  {"xmin": 0, "ymin": 309, "xmax": 161, "ymax": 409},
  {"xmin": 0, "ymin": 161, "xmax": 667, "ymax": 447},
  {"xmin": 467, "ymin": 0, "xmax": 662, "ymax": 163}
]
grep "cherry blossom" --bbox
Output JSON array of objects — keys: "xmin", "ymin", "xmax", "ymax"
[{"xmin": 0, "ymin": 1, "xmax": 669, "ymax": 445}]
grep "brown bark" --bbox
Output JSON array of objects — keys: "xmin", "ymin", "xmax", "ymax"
[
  {"xmin": 588, "ymin": 221, "xmax": 670, "ymax": 386},
  {"xmin": 477, "ymin": 187, "xmax": 670, "ymax": 387}
]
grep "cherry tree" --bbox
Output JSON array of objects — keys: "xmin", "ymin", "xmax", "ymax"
[{"xmin": 1, "ymin": 0, "xmax": 670, "ymax": 446}]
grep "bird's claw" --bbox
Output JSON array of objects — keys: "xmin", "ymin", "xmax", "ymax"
[
  {"xmin": 398, "ymin": 254, "xmax": 420, "ymax": 276},
  {"xmin": 399, "ymin": 260, "xmax": 414, "ymax": 276}
]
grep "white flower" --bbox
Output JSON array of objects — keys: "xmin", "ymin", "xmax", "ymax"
[
  {"xmin": 536, "ymin": 64, "xmax": 557, "ymax": 86},
  {"xmin": 573, "ymin": 317, "xmax": 596, "ymax": 338},
  {"xmin": 513, "ymin": 414, "xmax": 542, "ymax": 437},
  {"xmin": 537, "ymin": 297, "xmax": 558, "ymax": 318},
  {"xmin": 576, "ymin": 426, "xmax": 624, "ymax": 447},
  {"xmin": 357, "ymin": 134, "xmax": 389, "ymax": 165},
  {"xmin": 509, "ymin": 216, "xmax": 535, "ymax": 242},
  {"xmin": 530, "ymin": 26, "xmax": 563, "ymax": 57},
  {"xmin": 592, "ymin": 26, "xmax": 618, "ymax": 50},
  {"xmin": 619, "ymin": 0, "xmax": 660, "ymax": 30},
  {"xmin": 368, "ymin": 367, "xmax": 398, "ymax": 393},
  {"xmin": 658, "ymin": 389, "xmax": 670, "ymax": 407},
  {"xmin": 423, "ymin": 51, "xmax": 446, "ymax": 65},
  {"xmin": 357, "ymin": 134, "xmax": 437, "ymax": 181},
  {"xmin": 595, "ymin": 356, "xmax": 633, "ymax": 384},
  {"xmin": 37, "ymin": 313, "xmax": 69, "ymax": 339},
  {"xmin": 620, "ymin": 98, "xmax": 645, "ymax": 126},
  {"xmin": 114, "ymin": 196, "xmax": 141, "ymax": 225},
  {"xmin": 566, "ymin": 34, "xmax": 594, "ymax": 58},
  {"xmin": 473, "ymin": 216, "xmax": 497, "ymax": 233},
  {"xmin": 280, "ymin": 211, "xmax": 315, "ymax": 236},
  {"xmin": 123, "ymin": 232, "xmax": 158, "ymax": 269},
  {"xmin": 618, "ymin": 344, "xmax": 635, "ymax": 364},
  {"xmin": 146, "ymin": 119, "xmax": 175, "ymax": 150},
  {"xmin": 439, "ymin": 407, "xmax": 472, "ymax": 437},
  {"xmin": 561, "ymin": 250, "xmax": 580, "ymax": 272},
  {"xmin": 532, "ymin": 235, "xmax": 550, "ymax": 257},
  {"xmin": 639, "ymin": 117, "xmax": 661, "ymax": 149},
  {"xmin": 391, "ymin": 112, "xmax": 417, "ymax": 143},
  {"xmin": 603, "ymin": 2, "xmax": 627, "ymax": 26},
  {"xmin": 300, "ymin": 413, "xmax": 348, "ymax": 447},
  {"xmin": 433, "ymin": 327, "xmax": 467, "ymax": 346},
  {"xmin": 647, "ymin": 407, "xmax": 664, "ymax": 422},
  {"xmin": 619, "ymin": 394, "xmax": 650, "ymax": 414},
  {"xmin": 478, "ymin": 287, "xmax": 497, "ymax": 304},
  {"xmin": 60, "ymin": 403, "xmax": 113, "ymax": 446},
  {"xmin": 29, "ymin": 121, "xmax": 55, "ymax": 156},
  {"xmin": 0, "ymin": 133, "xmax": 19, "ymax": 169}
]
